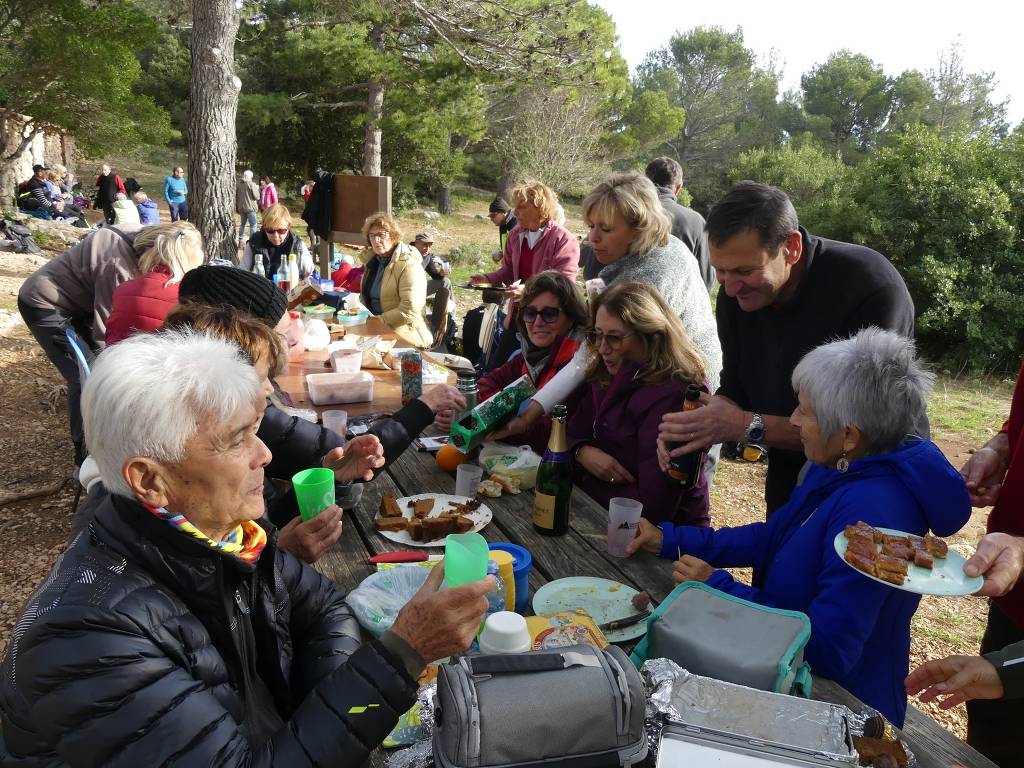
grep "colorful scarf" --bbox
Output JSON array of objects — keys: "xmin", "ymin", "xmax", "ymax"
[{"xmin": 146, "ymin": 505, "xmax": 268, "ymax": 565}]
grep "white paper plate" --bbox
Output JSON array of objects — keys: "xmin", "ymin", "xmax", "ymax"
[{"xmin": 375, "ymin": 493, "xmax": 493, "ymax": 548}]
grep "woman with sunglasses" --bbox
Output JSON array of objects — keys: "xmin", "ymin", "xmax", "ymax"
[
  {"xmin": 437, "ymin": 271, "xmax": 588, "ymax": 454},
  {"xmin": 565, "ymin": 281, "xmax": 711, "ymax": 527},
  {"xmin": 240, "ymin": 203, "xmax": 315, "ymax": 281}
]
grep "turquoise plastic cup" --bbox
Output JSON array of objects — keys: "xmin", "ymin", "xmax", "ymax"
[
  {"xmin": 444, "ymin": 532, "xmax": 489, "ymax": 587},
  {"xmin": 292, "ymin": 467, "xmax": 336, "ymax": 521}
]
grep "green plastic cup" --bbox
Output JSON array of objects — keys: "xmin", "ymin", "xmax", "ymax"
[
  {"xmin": 444, "ymin": 532, "xmax": 489, "ymax": 587},
  {"xmin": 292, "ymin": 467, "xmax": 336, "ymax": 521}
]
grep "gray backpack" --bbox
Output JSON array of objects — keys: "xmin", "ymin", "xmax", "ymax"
[{"xmin": 434, "ymin": 645, "xmax": 648, "ymax": 768}]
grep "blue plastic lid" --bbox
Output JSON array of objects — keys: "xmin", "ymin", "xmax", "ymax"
[{"xmin": 488, "ymin": 542, "xmax": 531, "ymax": 574}]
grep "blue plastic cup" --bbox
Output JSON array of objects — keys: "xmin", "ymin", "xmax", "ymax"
[{"xmin": 488, "ymin": 542, "xmax": 532, "ymax": 614}]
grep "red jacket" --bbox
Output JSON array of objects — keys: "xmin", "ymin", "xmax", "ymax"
[
  {"xmin": 989, "ymin": 356, "xmax": 1024, "ymax": 627},
  {"xmin": 331, "ymin": 263, "xmax": 364, "ymax": 293},
  {"xmin": 104, "ymin": 267, "xmax": 180, "ymax": 345},
  {"xmin": 478, "ymin": 335, "xmax": 581, "ymax": 455}
]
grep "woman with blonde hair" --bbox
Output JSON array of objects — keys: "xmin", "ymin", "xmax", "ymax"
[
  {"xmin": 565, "ymin": 282, "xmax": 711, "ymax": 526},
  {"xmin": 470, "ymin": 179, "xmax": 580, "ymax": 365},
  {"xmin": 358, "ymin": 211, "xmax": 432, "ymax": 348},
  {"xmin": 104, "ymin": 221, "xmax": 206, "ymax": 344},
  {"xmin": 240, "ymin": 202, "xmax": 314, "ymax": 280}
]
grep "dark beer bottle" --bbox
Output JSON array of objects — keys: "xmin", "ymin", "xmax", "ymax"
[
  {"xmin": 532, "ymin": 404, "xmax": 573, "ymax": 536},
  {"xmin": 666, "ymin": 385, "xmax": 704, "ymax": 489}
]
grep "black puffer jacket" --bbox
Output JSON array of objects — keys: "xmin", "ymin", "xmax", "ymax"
[{"xmin": 1, "ymin": 492, "xmax": 417, "ymax": 766}]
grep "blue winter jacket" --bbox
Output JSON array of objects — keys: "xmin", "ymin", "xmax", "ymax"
[
  {"xmin": 658, "ymin": 439, "xmax": 970, "ymax": 727},
  {"xmin": 136, "ymin": 198, "xmax": 160, "ymax": 224},
  {"xmin": 163, "ymin": 175, "xmax": 188, "ymax": 204}
]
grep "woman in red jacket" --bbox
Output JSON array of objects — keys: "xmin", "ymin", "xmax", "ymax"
[
  {"xmin": 436, "ymin": 271, "xmax": 587, "ymax": 455},
  {"xmin": 104, "ymin": 222, "xmax": 205, "ymax": 345}
]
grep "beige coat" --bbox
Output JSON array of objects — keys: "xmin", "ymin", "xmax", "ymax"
[{"xmin": 359, "ymin": 241, "xmax": 432, "ymax": 348}]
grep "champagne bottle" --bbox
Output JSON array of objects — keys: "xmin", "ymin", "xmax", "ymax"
[
  {"xmin": 666, "ymin": 385, "xmax": 704, "ymax": 488},
  {"xmin": 533, "ymin": 404, "xmax": 573, "ymax": 536}
]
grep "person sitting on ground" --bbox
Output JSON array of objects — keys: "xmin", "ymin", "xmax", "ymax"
[
  {"xmin": 331, "ymin": 253, "xmax": 364, "ymax": 292},
  {"xmin": 133, "ymin": 190, "xmax": 160, "ymax": 225},
  {"xmin": 439, "ymin": 271, "xmax": 587, "ymax": 455},
  {"xmin": 112, "ymin": 192, "xmax": 141, "ymax": 226},
  {"xmin": 259, "ymin": 174, "xmax": 278, "ymax": 211},
  {"xmin": 104, "ymin": 222, "xmax": 204, "ymax": 345},
  {"xmin": 17, "ymin": 164, "xmax": 64, "ymax": 220},
  {"xmin": 0, "ymin": 329, "xmax": 493, "ymax": 765},
  {"xmin": 359, "ymin": 212, "xmax": 433, "ymax": 348},
  {"xmin": 240, "ymin": 203, "xmax": 314, "ymax": 280},
  {"xmin": 487, "ymin": 196, "xmax": 517, "ymax": 261},
  {"xmin": 410, "ymin": 232, "xmax": 454, "ymax": 347},
  {"xmin": 627, "ymin": 327, "xmax": 970, "ymax": 727},
  {"xmin": 17, "ymin": 220, "xmax": 201, "ymax": 464},
  {"xmin": 163, "ymin": 165, "xmax": 189, "ymax": 222},
  {"xmin": 175, "ymin": 265, "xmax": 467, "ymax": 520},
  {"xmin": 566, "ymin": 282, "xmax": 710, "ymax": 527}
]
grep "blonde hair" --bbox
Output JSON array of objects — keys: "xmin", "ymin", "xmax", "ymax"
[
  {"xmin": 582, "ymin": 172, "xmax": 671, "ymax": 257},
  {"xmin": 585, "ymin": 281, "xmax": 706, "ymax": 386},
  {"xmin": 133, "ymin": 191, "xmax": 148, "ymax": 203},
  {"xmin": 261, "ymin": 203, "xmax": 292, "ymax": 231},
  {"xmin": 361, "ymin": 211, "xmax": 403, "ymax": 246},
  {"xmin": 509, "ymin": 179, "xmax": 559, "ymax": 225},
  {"xmin": 134, "ymin": 221, "xmax": 205, "ymax": 284}
]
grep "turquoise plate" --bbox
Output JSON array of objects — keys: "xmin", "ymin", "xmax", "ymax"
[
  {"xmin": 834, "ymin": 526, "xmax": 983, "ymax": 596},
  {"xmin": 532, "ymin": 576, "xmax": 648, "ymax": 643}
]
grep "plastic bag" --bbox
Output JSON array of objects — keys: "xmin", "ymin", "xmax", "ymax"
[
  {"xmin": 347, "ymin": 566, "xmax": 431, "ymax": 637},
  {"xmin": 303, "ymin": 318, "xmax": 331, "ymax": 350},
  {"xmin": 479, "ymin": 441, "xmax": 542, "ymax": 489}
]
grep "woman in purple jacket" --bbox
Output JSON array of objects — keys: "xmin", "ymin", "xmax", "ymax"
[{"xmin": 565, "ymin": 281, "xmax": 710, "ymax": 527}]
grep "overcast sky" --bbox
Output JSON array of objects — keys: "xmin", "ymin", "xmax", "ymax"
[{"xmin": 593, "ymin": 0, "xmax": 1024, "ymax": 127}]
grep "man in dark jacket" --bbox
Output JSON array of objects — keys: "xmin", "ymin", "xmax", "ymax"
[
  {"xmin": 487, "ymin": 196, "xmax": 517, "ymax": 261},
  {"xmin": 644, "ymin": 157, "xmax": 714, "ymax": 289},
  {"xmin": 0, "ymin": 330, "xmax": 491, "ymax": 766}
]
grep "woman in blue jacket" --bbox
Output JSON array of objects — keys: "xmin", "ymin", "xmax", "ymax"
[{"xmin": 628, "ymin": 327, "xmax": 971, "ymax": 727}]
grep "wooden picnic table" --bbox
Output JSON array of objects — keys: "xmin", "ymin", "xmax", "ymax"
[{"xmin": 314, "ymin": 444, "xmax": 997, "ymax": 768}]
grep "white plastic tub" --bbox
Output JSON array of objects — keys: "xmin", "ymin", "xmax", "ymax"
[
  {"xmin": 306, "ymin": 371, "xmax": 375, "ymax": 405},
  {"xmin": 330, "ymin": 348, "xmax": 363, "ymax": 373}
]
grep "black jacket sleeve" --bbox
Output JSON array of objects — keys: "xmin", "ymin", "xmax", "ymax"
[
  {"xmin": 367, "ymin": 398, "xmax": 435, "ymax": 470},
  {"xmin": 260, "ymin": 401, "xmax": 345, "ymax": 483}
]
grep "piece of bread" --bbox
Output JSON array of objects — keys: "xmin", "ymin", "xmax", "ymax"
[
  {"xmin": 924, "ymin": 535, "xmax": 948, "ymax": 558},
  {"xmin": 875, "ymin": 568, "xmax": 906, "ymax": 586},
  {"xmin": 380, "ymin": 494, "xmax": 403, "ymax": 518},
  {"xmin": 413, "ymin": 498, "xmax": 435, "ymax": 518},
  {"xmin": 876, "ymin": 553, "xmax": 910, "ymax": 575},
  {"xmin": 419, "ymin": 515, "xmax": 463, "ymax": 541},
  {"xmin": 407, "ymin": 517, "xmax": 425, "ymax": 541},
  {"xmin": 845, "ymin": 549, "xmax": 877, "ymax": 577},
  {"xmin": 848, "ymin": 537, "xmax": 878, "ymax": 558},
  {"xmin": 477, "ymin": 479, "xmax": 502, "ymax": 498},
  {"xmin": 454, "ymin": 515, "xmax": 475, "ymax": 534},
  {"xmin": 490, "ymin": 474, "xmax": 521, "ymax": 495},
  {"xmin": 913, "ymin": 549, "xmax": 934, "ymax": 569},
  {"xmin": 375, "ymin": 516, "xmax": 410, "ymax": 533}
]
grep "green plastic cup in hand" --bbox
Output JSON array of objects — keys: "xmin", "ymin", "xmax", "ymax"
[
  {"xmin": 292, "ymin": 467, "xmax": 336, "ymax": 521},
  {"xmin": 445, "ymin": 531, "xmax": 489, "ymax": 587}
]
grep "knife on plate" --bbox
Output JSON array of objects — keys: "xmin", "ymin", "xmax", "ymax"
[
  {"xmin": 598, "ymin": 611, "xmax": 651, "ymax": 632},
  {"xmin": 369, "ymin": 551, "xmax": 430, "ymax": 563}
]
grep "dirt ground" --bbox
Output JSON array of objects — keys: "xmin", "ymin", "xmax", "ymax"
[{"xmin": 0, "ymin": 200, "xmax": 1006, "ymax": 742}]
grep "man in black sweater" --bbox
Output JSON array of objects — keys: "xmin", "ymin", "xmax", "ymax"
[
  {"xmin": 645, "ymin": 156, "xmax": 714, "ymax": 289},
  {"xmin": 659, "ymin": 181, "xmax": 915, "ymax": 515}
]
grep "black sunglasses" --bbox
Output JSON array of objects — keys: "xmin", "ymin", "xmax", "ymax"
[{"xmin": 522, "ymin": 306, "xmax": 562, "ymax": 324}]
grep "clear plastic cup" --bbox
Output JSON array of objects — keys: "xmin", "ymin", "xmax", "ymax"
[
  {"xmin": 607, "ymin": 497, "xmax": 643, "ymax": 558},
  {"xmin": 322, "ymin": 409, "xmax": 348, "ymax": 438},
  {"xmin": 455, "ymin": 464, "xmax": 484, "ymax": 498}
]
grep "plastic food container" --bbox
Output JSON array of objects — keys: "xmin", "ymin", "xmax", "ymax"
[
  {"xmin": 330, "ymin": 348, "xmax": 363, "ymax": 373},
  {"xmin": 306, "ymin": 371, "xmax": 374, "ymax": 405},
  {"xmin": 302, "ymin": 305, "xmax": 336, "ymax": 322},
  {"xmin": 338, "ymin": 309, "xmax": 370, "ymax": 326}
]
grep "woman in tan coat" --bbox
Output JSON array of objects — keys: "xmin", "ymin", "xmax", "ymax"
[{"xmin": 358, "ymin": 212, "xmax": 432, "ymax": 348}]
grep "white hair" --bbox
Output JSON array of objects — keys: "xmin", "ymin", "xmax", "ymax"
[
  {"xmin": 82, "ymin": 329, "xmax": 262, "ymax": 498},
  {"xmin": 242, "ymin": 170, "xmax": 253, "ymax": 181},
  {"xmin": 792, "ymin": 327, "xmax": 934, "ymax": 455}
]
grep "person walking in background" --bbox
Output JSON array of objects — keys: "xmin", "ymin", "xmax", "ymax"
[
  {"xmin": 236, "ymin": 170, "xmax": 260, "ymax": 248},
  {"xmin": 163, "ymin": 166, "xmax": 189, "ymax": 222},
  {"xmin": 134, "ymin": 191, "xmax": 160, "ymax": 224},
  {"xmin": 94, "ymin": 163, "xmax": 124, "ymax": 225},
  {"xmin": 645, "ymin": 156, "xmax": 714, "ymax": 290},
  {"xmin": 259, "ymin": 175, "xmax": 278, "ymax": 212}
]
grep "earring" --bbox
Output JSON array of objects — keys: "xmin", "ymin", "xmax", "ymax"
[{"xmin": 836, "ymin": 453, "xmax": 850, "ymax": 473}]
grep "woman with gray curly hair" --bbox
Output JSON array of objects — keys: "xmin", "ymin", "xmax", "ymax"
[{"xmin": 628, "ymin": 327, "xmax": 971, "ymax": 727}]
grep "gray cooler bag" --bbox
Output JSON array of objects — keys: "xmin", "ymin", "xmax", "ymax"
[
  {"xmin": 434, "ymin": 645, "xmax": 648, "ymax": 768},
  {"xmin": 629, "ymin": 582, "xmax": 812, "ymax": 696}
]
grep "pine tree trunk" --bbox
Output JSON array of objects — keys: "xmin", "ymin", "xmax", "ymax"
[
  {"xmin": 436, "ymin": 184, "xmax": 452, "ymax": 214},
  {"xmin": 188, "ymin": 0, "xmax": 241, "ymax": 263},
  {"xmin": 496, "ymin": 172, "xmax": 514, "ymax": 204},
  {"xmin": 362, "ymin": 24, "xmax": 385, "ymax": 177}
]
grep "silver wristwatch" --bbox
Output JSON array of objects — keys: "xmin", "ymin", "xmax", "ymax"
[{"xmin": 745, "ymin": 413, "xmax": 766, "ymax": 443}]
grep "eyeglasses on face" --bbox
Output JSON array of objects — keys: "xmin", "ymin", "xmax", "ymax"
[
  {"xmin": 522, "ymin": 306, "xmax": 562, "ymax": 324},
  {"xmin": 368, "ymin": 231, "xmax": 391, "ymax": 241},
  {"xmin": 265, "ymin": 228, "xmax": 288, "ymax": 235},
  {"xmin": 586, "ymin": 330, "xmax": 634, "ymax": 349}
]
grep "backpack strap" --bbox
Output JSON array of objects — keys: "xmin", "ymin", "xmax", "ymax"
[{"xmin": 469, "ymin": 650, "xmax": 600, "ymax": 675}]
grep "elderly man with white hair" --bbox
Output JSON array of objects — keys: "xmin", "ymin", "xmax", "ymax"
[
  {"xmin": 628, "ymin": 327, "xmax": 970, "ymax": 727},
  {"xmin": 0, "ymin": 330, "xmax": 492, "ymax": 766},
  {"xmin": 236, "ymin": 169, "xmax": 260, "ymax": 248}
]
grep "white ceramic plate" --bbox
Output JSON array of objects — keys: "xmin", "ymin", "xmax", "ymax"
[
  {"xmin": 532, "ymin": 576, "xmax": 648, "ymax": 643},
  {"xmin": 834, "ymin": 526, "xmax": 983, "ymax": 596},
  {"xmin": 375, "ymin": 493, "xmax": 493, "ymax": 548}
]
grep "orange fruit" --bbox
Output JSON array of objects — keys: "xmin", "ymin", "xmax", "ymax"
[{"xmin": 436, "ymin": 443, "xmax": 468, "ymax": 472}]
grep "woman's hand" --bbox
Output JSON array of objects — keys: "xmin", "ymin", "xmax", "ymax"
[
  {"xmin": 277, "ymin": 505, "xmax": 343, "ymax": 564},
  {"xmin": 906, "ymin": 655, "xmax": 1004, "ymax": 709},
  {"xmin": 672, "ymin": 555, "xmax": 714, "ymax": 584},
  {"xmin": 322, "ymin": 435, "xmax": 385, "ymax": 481},
  {"xmin": 490, "ymin": 400, "xmax": 543, "ymax": 441},
  {"xmin": 626, "ymin": 518, "xmax": 664, "ymax": 555},
  {"xmin": 469, "ymin": 274, "xmax": 487, "ymax": 286},
  {"xmin": 576, "ymin": 445, "xmax": 636, "ymax": 486},
  {"xmin": 960, "ymin": 436, "xmax": 1009, "ymax": 507}
]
